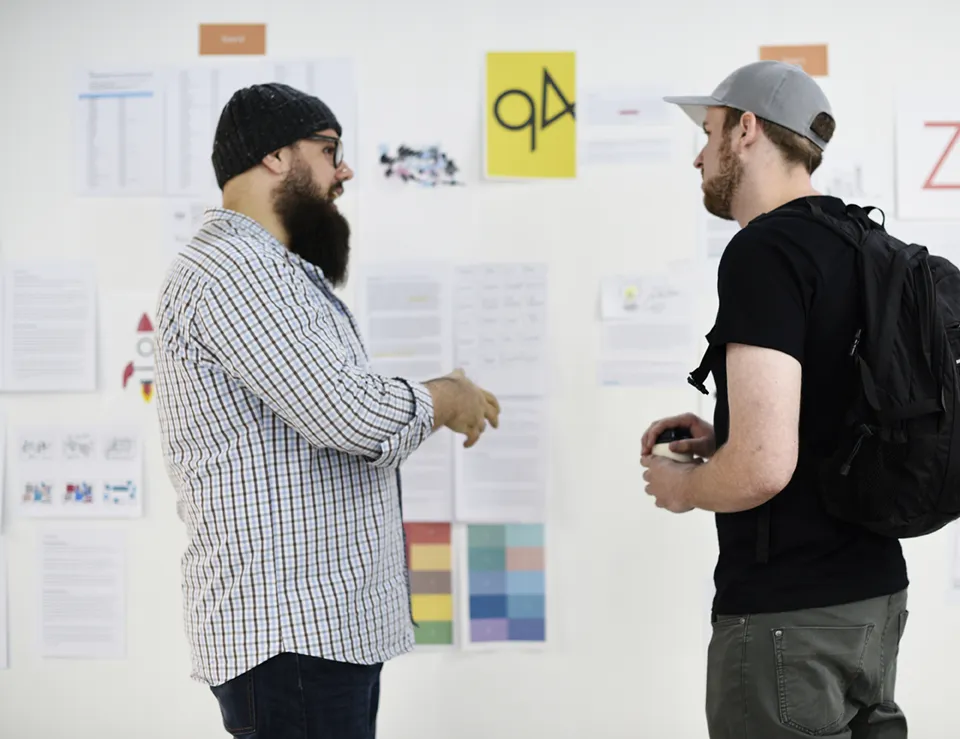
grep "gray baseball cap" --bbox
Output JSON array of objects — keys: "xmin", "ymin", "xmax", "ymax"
[{"xmin": 663, "ymin": 60, "xmax": 833, "ymax": 150}]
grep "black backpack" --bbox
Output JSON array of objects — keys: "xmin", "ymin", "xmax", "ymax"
[{"xmin": 688, "ymin": 197, "xmax": 960, "ymax": 558}]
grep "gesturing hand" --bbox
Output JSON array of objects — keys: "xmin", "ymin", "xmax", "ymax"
[
  {"xmin": 447, "ymin": 369, "xmax": 500, "ymax": 447},
  {"xmin": 426, "ymin": 369, "xmax": 501, "ymax": 448}
]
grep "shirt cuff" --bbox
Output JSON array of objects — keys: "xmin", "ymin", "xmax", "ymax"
[{"xmin": 368, "ymin": 379, "xmax": 435, "ymax": 469}]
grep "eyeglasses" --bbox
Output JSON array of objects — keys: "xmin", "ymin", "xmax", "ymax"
[{"xmin": 304, "ymin": 133, "xmax": 344, "ymax": 168}]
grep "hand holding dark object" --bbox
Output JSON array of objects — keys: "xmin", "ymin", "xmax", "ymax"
[{"xmin": 640, "ymin": 412, "xmax": 716, "ymax": 460}]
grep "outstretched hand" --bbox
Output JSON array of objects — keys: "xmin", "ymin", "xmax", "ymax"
[{"xmin": 426, "ymin": 369, "xmax": 500, "ymax": 448}]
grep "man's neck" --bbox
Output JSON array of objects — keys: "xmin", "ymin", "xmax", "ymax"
[
  {"xmin": 222, "ymin": 193, "xmax": 289, "ymax": 247},
  {"xmin": 732, "ymin": 171, "xmax": 820, "ymax": 228}
]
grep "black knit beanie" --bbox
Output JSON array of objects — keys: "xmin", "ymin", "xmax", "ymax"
[{"xmin": 211, "ymin": 82, "xmax": 342, "ymax": 189}]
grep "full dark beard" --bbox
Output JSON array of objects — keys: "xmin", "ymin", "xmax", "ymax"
[
  {"xmin": 702, "ymin": 136, "xmax": 743, "ymax": 221},
  {"xmin": 273, "ymin": 161, "xmax": 351, "ymax": 287}
]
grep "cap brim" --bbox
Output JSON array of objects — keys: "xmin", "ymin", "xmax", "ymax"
[{"xmin": 662, "ymin": 95, "xmax": 723, "ymax": 129}]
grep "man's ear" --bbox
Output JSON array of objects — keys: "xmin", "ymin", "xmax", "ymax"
[
  {"xmin": 738, "ymin": 111, "xmax": 761, "ymax": 147},
  {"xmin": 261, "ymin": 150, "xmax": 285, "ymax": 175}
]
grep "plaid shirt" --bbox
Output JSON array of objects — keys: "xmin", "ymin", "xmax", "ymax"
[{"xmin": 155, "ymin": 208, "xmax": 434, "ymax": 686}]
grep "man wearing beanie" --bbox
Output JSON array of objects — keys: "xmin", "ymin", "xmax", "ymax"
[
  {"xmin": 641, "ymin": 62, "xmax": 910, "ymax": 737},
  {"xmin": 154, "ymin": 82, "xmax": 500, "ymax": 738}
]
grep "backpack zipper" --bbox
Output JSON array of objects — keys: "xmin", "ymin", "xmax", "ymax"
[
  {"xmin": 849, "ymin": 328, "xmax": 862, "ymax": 357},
  {"xmin": 840, "ymin": 424, "xmax": 873, "ymax": 476}
]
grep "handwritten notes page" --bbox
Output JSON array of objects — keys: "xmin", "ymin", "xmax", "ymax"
[
  {"xmin": 453, "ymin": 263, "xmax": 548, "ymax": 398},
  {"xmin": 13, "ymin": 424, "xmax": 143, "ymax": 519},
  {"xmin": 452, "ymin": 264, "xmax": 550, "ymax": 523},
  {"xmin": 598, "ymin": 267, "xmax": 700, "ymax": 387}
]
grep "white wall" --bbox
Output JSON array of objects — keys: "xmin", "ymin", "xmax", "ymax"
[{"xmin": 2, "ymin": 1, "xmax": 960, "ymax": 737}]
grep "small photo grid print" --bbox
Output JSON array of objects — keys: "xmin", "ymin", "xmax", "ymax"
[{"xmin": 466, "ymin": 523, "xmax": 546, "ymax": 644}]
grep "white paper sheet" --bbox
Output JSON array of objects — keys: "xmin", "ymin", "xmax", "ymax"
[
  {"xmin": 0, "ymin": 414, "xmax": 6, "ymax": 532},
  {"xmin": 454, "ymin": 397, "xmax": 547, "ymax": 523},
  {"xmin": 895, "ymin": 91, "xmax": 960, "ymax": 220},
  {"xmin": 354, "ymin": 263, "xmax": 455, "ymax": 521},
  {"xmin": 39, "ymin": 528, "xmax": 126, "ymax": 659},
  {"xmin": 399, "ymin": 432, "xmax": 454, "ymax": 522},
  {"xmin": 454, "ymin": 263, "xmax": 548, "ymax": 398},
  {"xmin": 74, "ymin": 69, "xmax": 165, "ymax": 197},
  {"xmin": 579, "ymin": 86, "xmax": 676, "ymax": 165},
  {"xmin": 813, "ymin": 157, "xmax": 883, "ymax": 203},
  {"xmin": 166, "ymin": 199, "xmax": 210, "ymax": 262},
  {"xmin": 700, "ymin": 212, "xmax": 741, "ymax": 260},
  {"xmin": 2, "ymin": 263, "xmax": 97, "ymax": 392},
  {"xmin": 581, "ymin": 138, "xmax": 675, "ymax": 165},
  {"xmin": 355, "ymin": 263, "xmax": 453, "ymax": 380},
  {"xmin": 165, "ymin": 58, "xmax": 357, "ymax": 198},
  {"xmin": 597, "ymin": 269, "xmax": 699, "ymax": 388},
  {"xmin": 0, "ymin": 536, "xmax": 7, "ymax": 669},
  {"xmin": 580, "ymin": 87, "xmax": 672, "ymax": 127},
  {"xmin": 14, "ymin": 423, "xmax": 143, "ymax": 519}
]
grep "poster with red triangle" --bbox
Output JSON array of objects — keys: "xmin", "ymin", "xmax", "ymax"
[{"xmin": 100, "ymin": 293, "xmax": 157, "ymax": 405}]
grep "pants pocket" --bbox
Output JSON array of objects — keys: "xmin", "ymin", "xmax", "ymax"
[
  {"xmin": 210, "ymin": 671, "xmax": 257, "ymax": 736},
  {"xmin": 772, "ymin": 624, "xmax": 874, "ymax": 736},
  {"xmin": 706, "ymin": 616, "xmax": 747, "ymax": 736},
  {"xmin": 898, "ymin": 609, "xmax": 909, "ymax": 639}
]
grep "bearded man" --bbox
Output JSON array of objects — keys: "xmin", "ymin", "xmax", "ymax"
[
  {"xmin": 154, "ymin": 82, "xmax": 499, "ymax": 739},
  {"xmin": 642, "ymin": 62, "xmax": 910, "ymax": 738}
]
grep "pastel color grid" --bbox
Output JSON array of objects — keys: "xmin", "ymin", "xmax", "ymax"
[
  {"xmin": 467, "ymin": 523, "xmax": 546, "ymax": 643},
  {"xmin": 404, "ymin": 522, "xmax": 454, "ymax": 645}
]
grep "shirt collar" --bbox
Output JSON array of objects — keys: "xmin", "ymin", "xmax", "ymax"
[{"xmin": 202, "ymin": 207, "xmax": 336, "ymax": 291}]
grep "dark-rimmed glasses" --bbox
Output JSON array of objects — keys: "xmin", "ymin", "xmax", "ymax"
[{"xmin": 304, "ymin": 133, "xmax": 344, "ymax": 168}]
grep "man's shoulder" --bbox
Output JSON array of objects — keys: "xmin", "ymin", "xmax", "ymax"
[
  {"xmin": 725, "ymin": 197, "xmax": 854, "ymax": 279},
  {"xmin": 747, "ymin": 196, "xmax": 854, "ymax": 251},
  {"xmin": 191, "ymin": 218, "xmax": 286, "ymax": 272},
  {"xmin": 167, "ymin": 222, "xmax": 292, "ymax": 302}
]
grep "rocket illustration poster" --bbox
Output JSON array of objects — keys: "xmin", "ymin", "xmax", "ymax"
[{"xmin": 100, "ymin": 292, "xmax": 157, "ymax": 404}]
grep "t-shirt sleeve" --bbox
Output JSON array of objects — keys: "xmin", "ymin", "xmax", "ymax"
[{"xmin": 707, "ymin": 228, "xmax": 808, "ymax": 363}]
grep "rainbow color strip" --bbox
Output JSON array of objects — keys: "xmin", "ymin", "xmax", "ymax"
[{"xmin": 405, "ymin": 522, "xmax": 454, "ymax": 645}]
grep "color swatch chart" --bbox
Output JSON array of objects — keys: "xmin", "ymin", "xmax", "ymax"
[
  {"xmin": 467, "ymin": 523, "xmax": 546, "ymax": 642},
  {"xmin": 405, "ymin": 522, "xmax": 454, "ymax": 645}
]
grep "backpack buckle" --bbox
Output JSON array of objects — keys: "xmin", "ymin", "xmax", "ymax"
[{"xmin": 687, "ymin": 374, "xmax": 709, "ymax": 395}]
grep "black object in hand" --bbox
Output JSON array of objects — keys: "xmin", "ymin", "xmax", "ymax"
[{"xmin": 655, "ymin": 427, "xmax": 693, "ymax": 445}]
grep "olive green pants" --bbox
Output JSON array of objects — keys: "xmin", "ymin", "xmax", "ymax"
[{"xmin": 707, "ymin": 589, "xmax": 909, "ymax": 738}]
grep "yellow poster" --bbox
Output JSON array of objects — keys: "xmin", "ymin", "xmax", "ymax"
[{"xmin": 484, "ymin": 51, "xmax": 576, "ymax": 179}]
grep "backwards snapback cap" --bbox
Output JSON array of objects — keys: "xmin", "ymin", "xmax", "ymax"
[{"xmin": 663, "ymin": 60, "xmax": 833, "ymax": 150}]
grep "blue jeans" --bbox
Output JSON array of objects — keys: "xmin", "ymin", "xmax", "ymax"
[{"xmin": 210, "ymin": 652, "xmax": 382, "ymax": 738}]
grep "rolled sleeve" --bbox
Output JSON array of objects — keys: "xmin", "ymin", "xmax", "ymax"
[
  {"xmin": 368, "ymin": 379, "xmax": 436, "ymax": 469},
  {"xmin": 193, "ymin": 247, "xmax": 435, "ymax": 464}
]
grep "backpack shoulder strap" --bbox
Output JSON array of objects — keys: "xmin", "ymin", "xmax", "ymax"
[{"xmin": 736, "ymin": 198, "xmax": 869, "ymax": 565}]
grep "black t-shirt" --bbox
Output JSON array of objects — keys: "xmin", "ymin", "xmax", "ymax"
[{"xmin": 707, "ymin": 195, "xmax": 908, "ymax": 616}]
